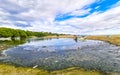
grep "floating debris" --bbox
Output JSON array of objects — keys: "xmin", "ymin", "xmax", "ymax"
[{"xmin": 33, "ymin": 65, "xmax": 38, "ymax": 68}]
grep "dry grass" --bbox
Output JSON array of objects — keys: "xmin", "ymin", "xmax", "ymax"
[
  {"xmin": 0, "ymin": 64, "xmax": 104, "ymax": 75},
  {"xmin": 0, "ymin": 64, "xmax": 49, "ymax": 75},
  {"xmin": 0, "ymin": 44, "xmax": 11, "ymax": 51},
  {"xmin": 51, "ymin": 67, "xmax": 102, "ymax": 75},
  {"xmin": 86, "ymin": 35, "xmax": 120, "ymax": 46}
]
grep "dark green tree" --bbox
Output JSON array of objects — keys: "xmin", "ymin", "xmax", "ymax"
[
  {"xmin": 0, "ymin": 27, "xmax": 57, "ymax": 39},
  {"xmin": 0, "ymin": 28, "xmax": 13, "ymax": 37}
]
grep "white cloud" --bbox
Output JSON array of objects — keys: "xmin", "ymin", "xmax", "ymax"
[
  {"xmin": 0, "ymin": 8, "xmax": 24, "ymax": 29},
  {"xmin": 0, "ymin": 0, "xmax": 120, "ymax": 35},
  {"xmin": 58, "ymin": 5, "xmax": 120, "ymax": 35},
  {"xmin": 70, "ymin": 9, "xmax": 91, "ymax": 16},
  {"xmin": 15, "ymin": 21, "xmax": 28, "ymax": 25},
  {"xmin": 15, "ymin": 0, "xmax": 96, "ymax": 20}
]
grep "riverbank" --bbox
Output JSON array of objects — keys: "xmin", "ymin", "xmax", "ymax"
[
  {"xmin": 0, "ymin": 64, "xmax": 48, "ymax": 75},
  {"xmin": 0, "ymin": 64, "xmax": 103, "ymax": 75},
  {"xmin": 0, "ymin": 40, "xmax": 25, "ymax": 51},
  {"xmin": 86, "ymin": 35, "xmax": 120, "ymax": 46},
  {"xmin": 51, "ymin": 67, "xmax": 103, "ymax": 75},
  {"xmin": 0, "ymin": 44, "xmax": 12, "ymax": 51}
]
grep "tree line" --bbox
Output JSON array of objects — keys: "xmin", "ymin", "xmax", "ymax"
[{"xmin": 0, "ymin": 27, "xmax": 57, "ymax": 39}]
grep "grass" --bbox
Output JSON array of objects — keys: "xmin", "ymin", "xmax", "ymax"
[
  {"xmin": 86, "ymin": 35, "xmax": 120, "ymax": 46},
  {"xmin": 0, "ymin": 64, "xmax": 49, "ymax": 75},
  {"xmin": 0, "ymin": 44, "xmax": 12, "ymax": 51},
  {"xmin": 51, "ymin": 67, "xmax": 102, "ymax": 75},
  {"xmin": 0, "ymin": 64, "xmax": 103, "ymax": 75}
]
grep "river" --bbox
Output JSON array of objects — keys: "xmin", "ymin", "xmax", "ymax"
[{"xmin": 0, "ymin": 38, "xmax": 120, "ymax": 74}]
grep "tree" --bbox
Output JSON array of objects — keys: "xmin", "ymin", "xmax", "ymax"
[
  {"xmin": 0, "ymin": 27, "xmax": 57, "ymax": 39},
  {"xmin": 17, "ymin": 30, "xmax": 27, "ymax": 39},
  {"xmin": 25, "ymin": 31, "xmax": 34, "ymax": 36},
  {"xmin": 0, "ymin": 28, "xmax": 13, "ymax": 37},
  {"xmin": 11, "ymin": 30, "xmax": 20, "ymax": 40}
]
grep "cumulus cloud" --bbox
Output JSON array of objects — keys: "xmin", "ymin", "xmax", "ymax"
[
  {"xmin": 0, "ymin": 0, "xmax": 120, "ymax": 35},
  {"xmin": 58, "ymin": 5, "xmax": 120, "ymax": 35}
]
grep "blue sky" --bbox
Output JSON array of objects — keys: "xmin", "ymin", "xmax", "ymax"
[{"xmin": 0, "ymin": 0, "xmax": 120, "ymax": 35}]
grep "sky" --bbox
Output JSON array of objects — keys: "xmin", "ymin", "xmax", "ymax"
[{"xmin": 0, "ymin": 0, "xmax": 120, "ymax": 35}]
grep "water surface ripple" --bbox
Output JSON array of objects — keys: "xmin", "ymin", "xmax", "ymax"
[{"xmin": 1, "ymin": 38, "xmax": 120, "ymax": 73}]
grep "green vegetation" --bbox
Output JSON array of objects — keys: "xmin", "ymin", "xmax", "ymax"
[
  {"xmin": 51, "ymin": 67, "xmax": 102, "ymax": 75},
  {"xmin": 86, "ymin": 35, "xmax": 120, "ymax": 46},
  {"xmin": 0, "ymin": 43, "xmax": 11, "ymax": 51},
  {"xmin": 0, "ymin": 64, "xmax": 49, "ymax": 75},
  {"xmin": 0, "ymin": 27, "xmax": 56, "ymax": 40},
  {"xmin": 0, "ymin": 64, "xmax": 103, "ymax": 75},
  {"xmin": 0, "ymin": 40, "xmax": 26, "ymax": 51}
]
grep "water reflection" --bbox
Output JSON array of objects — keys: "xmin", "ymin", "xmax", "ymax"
[
  {"xmin": 0, "ymin": 39, "xmax": 26, "ymax": 58},
  {"xmin": 74, "ymin": 37, "xmax": 78, "ymax": 42},
  {"xmin": 0, "ymin": 39, "xmax": 26, "ymax": 46},
  {"xmin": 1, "ymin": 38, "xmax": 120, "ymax": 73}
]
